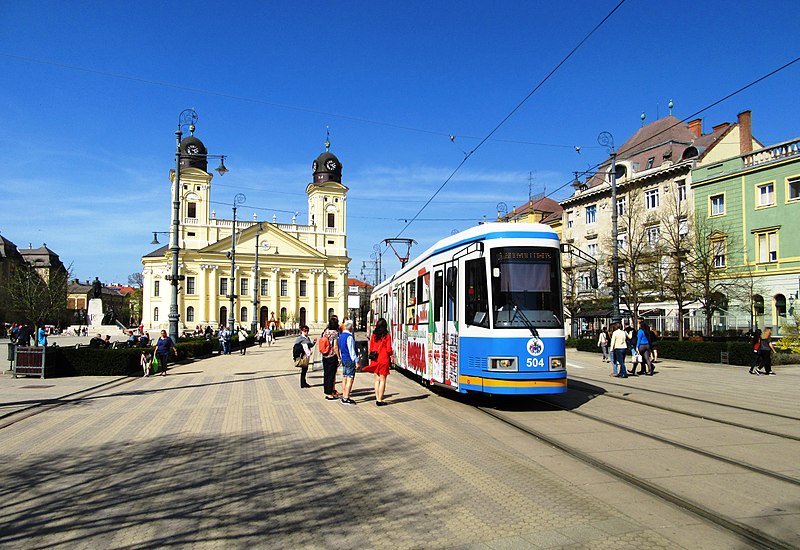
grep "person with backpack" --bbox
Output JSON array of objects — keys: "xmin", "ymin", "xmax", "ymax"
[
  {"xmin": 293, "ymin": 325, "xmax": 315, "ymax": 388},
  {"xmin": 338, "ymin": 319, "xmax": 358, "ymax": 405},
  {"xmin": 636, "ymin": 318, "xmax": 655, "ymax": 376},
  {"xmin": 320, "ymin": 316, "xmax": 341, "ymax": 400}
]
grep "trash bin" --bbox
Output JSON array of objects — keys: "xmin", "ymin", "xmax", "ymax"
[
  {"xmin": 357, "ymin": 339, "xmax": 369, "ymax": 367},
  {"xmin": 7, "ymin": 342, "xmax": 15, "ymax": 362}
]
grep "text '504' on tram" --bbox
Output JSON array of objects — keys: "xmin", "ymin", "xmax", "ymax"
[{"xmin": 370, "ymin": 222, "xmax": 566, "ymax": 396}]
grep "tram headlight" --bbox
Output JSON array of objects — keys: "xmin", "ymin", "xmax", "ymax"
[
  {"xmin": 549, "ymin": 356, "xmax": 565, "ymax": 371},
  {"xmin": 488, "ymin": 357, "xmax": 518, "ymax": 372}
]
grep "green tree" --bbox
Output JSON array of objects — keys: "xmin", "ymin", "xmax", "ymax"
[{"xmin": 7, "ymin": 262, "xmax": 70, "ymax": 329}]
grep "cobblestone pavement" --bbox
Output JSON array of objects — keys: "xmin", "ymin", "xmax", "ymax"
[{"xmin": 0, "ymin": 340, "xmax": 743, "ymax": 549}]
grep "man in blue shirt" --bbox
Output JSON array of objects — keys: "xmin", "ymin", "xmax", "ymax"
[
  {"xmin": 37, "ymin": 326, "xmax": 47, "ymax": 347},
  {"xmin": 338, "ymin": 320, "xmax": 358, "ymax": 405}
]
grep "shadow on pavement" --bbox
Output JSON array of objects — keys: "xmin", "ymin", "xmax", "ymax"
[{"xmin": 0, "ymin": 432, "xmax": 434, "ymax": 547}]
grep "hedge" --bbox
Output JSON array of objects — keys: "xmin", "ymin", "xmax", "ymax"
[
  {"xmin": 42, "ymin": 337, "xmax": 223, "ymax": 377},
  {"xmin": 572, "ymin": 337, "xmax": 776, "ymax": 366}
]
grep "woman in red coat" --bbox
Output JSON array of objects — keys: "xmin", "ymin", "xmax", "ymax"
[{"xmin": 367, "ymin": 318, "xmax": 393, "ymax": 406}]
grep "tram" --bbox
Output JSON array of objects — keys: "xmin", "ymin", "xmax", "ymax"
[{"xmin": 370, "ymin": 223, "xmax": 566, "ymax": 395}]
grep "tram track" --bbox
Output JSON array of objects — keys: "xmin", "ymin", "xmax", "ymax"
[
  {"xmin": 475, "ymin": 404, "xmax": 797, "ymax": 550},
  {"xmin": 567, "ymin": 377, "xmax": 800, "ymax": 443}
]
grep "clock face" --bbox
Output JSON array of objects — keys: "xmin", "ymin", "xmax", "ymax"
[
  {"xmin": 325, "ymin": 159, "xmax": 338, "ymax": 171},
  {"xmin": 186, "ymin": 144, "xmax": 200, "ymax": 155},
  {"xmin": 312, "ymin": 160, "xmax": 318, "ymax": 172}
]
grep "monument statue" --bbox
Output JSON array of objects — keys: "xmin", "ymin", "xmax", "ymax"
[{"xmin": 91, "ymin": 277, "xmax": 102, "ymax": 299}]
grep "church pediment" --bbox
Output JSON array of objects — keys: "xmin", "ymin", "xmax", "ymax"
[{"xmin": 199, "ymin": 223, "xmax": 326, "ymax": 259}]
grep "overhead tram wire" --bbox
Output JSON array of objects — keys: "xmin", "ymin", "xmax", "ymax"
[
  {"xmin": 395, "ymin": 0, "xmax": 628, "ymax": 238},
  {"xmin": 539, "ymin": 54, "xmax": 800, "ymax": 202}
]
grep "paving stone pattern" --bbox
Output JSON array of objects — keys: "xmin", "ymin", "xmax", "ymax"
[{"xmin": 0, "ymin": 342, "xmax": 701, "ymax": 548}]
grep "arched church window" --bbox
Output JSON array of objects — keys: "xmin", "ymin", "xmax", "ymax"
[{"xmin": 187, "ymin": 202, "xmax": 197, "ymax": 218}]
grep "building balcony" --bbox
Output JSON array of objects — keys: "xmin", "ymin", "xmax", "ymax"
[{"xmin": 743, "ymin": 137, "xmax": 800, "ymax": 168}]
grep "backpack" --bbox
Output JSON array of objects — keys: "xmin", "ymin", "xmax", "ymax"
[
  {"xmin": 292, "ymin": 342, "xmax": 304, "ymax": 360},
  {"xmin": 318, "ymin": 333, "xmax": 334, "ymax": 356}
]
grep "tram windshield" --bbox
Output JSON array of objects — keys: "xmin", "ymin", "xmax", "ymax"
[{"xmin": 491, "ymin": 247, "xmax": 563, "ymax": 329}]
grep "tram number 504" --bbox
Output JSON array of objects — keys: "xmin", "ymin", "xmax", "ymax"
[{"xmin": 526, "ymin": 358, "xmax": 545, "ymax": 368}]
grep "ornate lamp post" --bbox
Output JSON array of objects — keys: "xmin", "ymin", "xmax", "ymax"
[
  {"xmin": 251, "ymin": 223, "xmax": 264, "ymax": 334},
  {"xmin": 228, "ymin": 193, "xmax": 246, "ymax": 331},
  {"xmin": 167, "ymin": 109, "xmax": 228, "ymax": 342},
  {"xmin": 598, "ymin": 131, "xmax": 621, "ymax": 324}
]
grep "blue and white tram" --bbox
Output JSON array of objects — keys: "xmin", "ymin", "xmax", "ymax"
[{"xmin": 370, "ymin": 223, "xmax": 566, "ymax": 395}]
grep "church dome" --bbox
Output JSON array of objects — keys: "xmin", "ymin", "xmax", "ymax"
[
  {"xmin": 312, "ymin": 151, "xmax": 342, "ymax": 184},
  {"xmin": 180, "ymin": 136, "xmax": 208, "ymax": 171}
]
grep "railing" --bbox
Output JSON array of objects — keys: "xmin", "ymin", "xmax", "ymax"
[
  {"xmin": 276, "ymin": 223, "xmax": 314, "ymax": 233},
  {"xmin": 743, "ymin": 137, "xmax": 800, "ymax": 168}
]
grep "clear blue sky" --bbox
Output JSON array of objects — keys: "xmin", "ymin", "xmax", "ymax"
[{"xmin": 1, "ymin": 1, "xmax": 799, "ymax": 284}]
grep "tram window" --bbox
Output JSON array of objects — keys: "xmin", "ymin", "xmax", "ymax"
[
  {"xmin": 434, "ymin": 271, "xmax": 443, "ymax": 322},
  {"xmin": 465, "ymin": 258, "xmax": 489, "ymax": 328},
  {"xmin": 417, "ymin": 275, "xmax": 428, "ymax": 304},
  {"xmin": 491, "ymin": 247, "xmax": 563, "ymax": 328}
]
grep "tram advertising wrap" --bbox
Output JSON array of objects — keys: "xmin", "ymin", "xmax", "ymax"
[{"xmin": 370, "ymin": 223, "xmax": 566, "ymax": 396}]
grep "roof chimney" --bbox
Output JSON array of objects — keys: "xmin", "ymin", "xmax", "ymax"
[
  {"xmin": 738, "ymin": 110, "xmax": 753, "ymax": 155},
  {"xmin": 687, "ymin": 118, "xmax": 703, "ymax": 138}
]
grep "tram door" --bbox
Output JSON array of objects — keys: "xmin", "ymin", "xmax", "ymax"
[{"xmin": 432, "ymin": 263, "xmax": 459, "ymax": 388}]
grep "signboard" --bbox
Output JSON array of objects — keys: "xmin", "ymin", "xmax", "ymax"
[
  {"xmin": 349, "ymin": 285, "xmax": 360, "ymax": 294},
  {"xmin": 348, "ymin": 295, "xmax": 361, "ymax": 309},
  {"xmin": 14, "ymin": 346, "xmax": 45, "ymax": 379}
]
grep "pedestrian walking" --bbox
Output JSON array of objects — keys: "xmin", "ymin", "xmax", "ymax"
[
  {"xmin": 597, "ymin": 327, "xmax": 609, "ymax": 362},
  {"xmin": 319, "ymin": 316, "xmax": 341, "ymax": 400},
  {"xmin": 37, "ymin": 326, "xmax": 48, "ymax": 347},
  {"xmin": 757, "ymin": 327, "xmax": 778, "ymax": 375},
  {"xmin": 636, "ymin": 318, "xmax": 655, "ymax": 376},
  {"xmin": 366, "ymin": 317, "xmax": 393, "ymax": 406},
  {"xmin": 749, "ymin": 328, "xmax": 762, "ymax": 375},
  {"xmin": 609, "ymin": 322, "xmax": 628, "ymax": 377},
  {"xmin": 238, "ymin": 326, "xmax": 248, "ymax": 355},
  {"xmin": 140, "ymin": 349, "xmax": 153, "ymax": 377},
  {"xmin": 294, "ymin": 325, "xmax": 314, "ymax": 388},
  {"xmin": 338, "ymin": 319, "xmax": 358, "ymax": 405},
  {"xmin": 152, "ymin": 329, "xmax": 177, "ymax": 376}
]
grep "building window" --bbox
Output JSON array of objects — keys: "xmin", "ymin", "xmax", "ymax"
[
  {"xmin": 187, "ymin": 202, "xmax": 197, "ymax": 218},
  {"xmin": 616, "ymin": 197, "xmax": 626, "ymax": 216},
  {"xmin": 646, "ymin": 157, "xmax": 655, "ymax": 169},
  {"xmin": 186, "ymin": 276, "xmax": 195, "ymax": 295},
  {"xmin": 240, "ymin": 307, "xmax": 248, "ymax": 322},
  {"xmin": 579, "ymin": 271, "xmax": 592, "ymax": 292},
  {"xmin": 299, "ymin": 279, "xmax": 307, "ymax": 296},
  {"xmin": 679, "ymin": 218, "xmax": 689, "ymax": 237},
  {"xmin": 220, "ymin": 278, "xmax": 228, "ymax": 296},
  {"xmin": 617, "ymin": 232, "xmax": 627, "ymax": 249},
  {"xmin": 186, "ymin": 306, "xmax": 195, "ymax": 322},
  {"xmin": 280, "ymin": 279, "xmax": 288, "ymax": 297},
  {"xmin": 154, "ymin": 280, "xmax": 160, "ymax": 297},
  {"xmin": 645, "ymin": 188, "xmax": 660, "ymax": 209},
  {"xmin": 240, "ymin": 278, "xmax": 248, "ymax": 296},
  {"xmin": 153, "ymin": 307, "xmax": 159, "ymax": 321},
  {"xmin": 647, "ymin": 225, "xmax": 660, "ymax": 246},
  {"xmin": 566, "ymin": 211, "xmax": 574, "ymax": 229},
  {"xmin": 710, "ymin": 194, "xmax": 725, "ymax": 216},
  {"xmin": 676, "ymin": 179, "xmax": 687, "ymax": 202},
  {"xmin": 280, "ymin": 307, "xmax": 287, "ymax": 323},
  {"xmin": 756, "ymin": 230, "xmax": 778, "ymax": 263},
  {"xmin": 788, "ymin": 176, "xmax": 800, "ymax": 201},
  {"xmin": 585, "ymin": 205, "xmax": 596, "ymax": 224},
  {"xmin": 587, "ymin": 243, "xmax": 598, "ymax": 257},
  {"xmin": 712, "ymin": 239, "xmax": 726, "ymax": 268},
  {"xmin": 328, "ymin": 280, "xmax": 335, "ymax": 297},
  {"xmin": 260, "ymin": 278, "xmax": 268, "ymax": 296},
  {"xmin": 618, "ymin": 268, "xmax": 626, "ymax": 285},
  {"xmin": 757, "ymin": 182, "xmax": 775, "ymax": 207},
  {"xmin": 327, "ymin": 213, "xmax": 335, "ymax": 228}
]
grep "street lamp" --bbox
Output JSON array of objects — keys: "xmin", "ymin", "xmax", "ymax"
[
  {"xmin": 598, "ymin": 131, "xmax": 621, "ymax": 325},
  {"xmin": 168, "ymin": 108, "xmax": 229, "ymax": 342},
  {"xmin": 251, "ymin": 223, "xmax": 264, "ymax": 334},
  {"xmin": 227, "ymin": 193, "xmax": 246, "ymax": 331}
]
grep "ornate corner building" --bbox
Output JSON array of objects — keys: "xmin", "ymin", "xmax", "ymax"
[{"xmin": 141, "ymin": 138, "xmax": 351, "ymax": 332}]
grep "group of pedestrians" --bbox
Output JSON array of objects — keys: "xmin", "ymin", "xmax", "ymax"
[
  {"xmin": 293, "ymin": 315, "xmax": 393, "ymax": 406},
  {"xmin": 601, "ymin": 318, "xmax": 657, "ymax": 378}
]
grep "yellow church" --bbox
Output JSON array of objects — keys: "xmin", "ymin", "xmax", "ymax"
[{"xmin": 141, "ymin": 135, "xmax": 351, "ymax": 333}]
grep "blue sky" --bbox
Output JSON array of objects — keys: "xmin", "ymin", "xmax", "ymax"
[{"xmin": 1, "ymin": 1, "xmax": 799, "ymax": 284}]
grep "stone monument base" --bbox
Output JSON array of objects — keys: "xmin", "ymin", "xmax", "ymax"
[{"xmin": 88, "ymin": 298, "xmax": 104, "ymax": 327}]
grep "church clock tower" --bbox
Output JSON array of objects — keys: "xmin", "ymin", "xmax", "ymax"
[{"xmin": 306, "ymin": 139, "xmax": 348, "ymax": 257}]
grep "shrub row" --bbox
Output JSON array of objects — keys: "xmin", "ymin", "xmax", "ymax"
[
  {"xmin": 573, "ymin": 337, "xmax": 758, "ymax": 366},
  {"xmin": 42, "ymin": 337, "xmax": 234, "ymax": 377}
]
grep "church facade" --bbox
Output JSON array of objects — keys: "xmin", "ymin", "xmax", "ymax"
[{"xmin": 141, "ymin": 136, "xmax": 351, "ymax": 333}]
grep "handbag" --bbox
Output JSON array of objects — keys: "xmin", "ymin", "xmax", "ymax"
[
  {"xmin": 151, "ymin": 355, "xmax": 160, "ymax": 372},
  {"xmin": 368, "ymin": 351, "xmax": 378, "ymax": 361},
  {"xmin": 294, "ymin": 355, "xmax": 309, "ymax": 368}
]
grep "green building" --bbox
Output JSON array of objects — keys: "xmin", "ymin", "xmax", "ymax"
[{"xmin": 692, "ymin": 136, "xmax": 800, "ymax": 333}]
